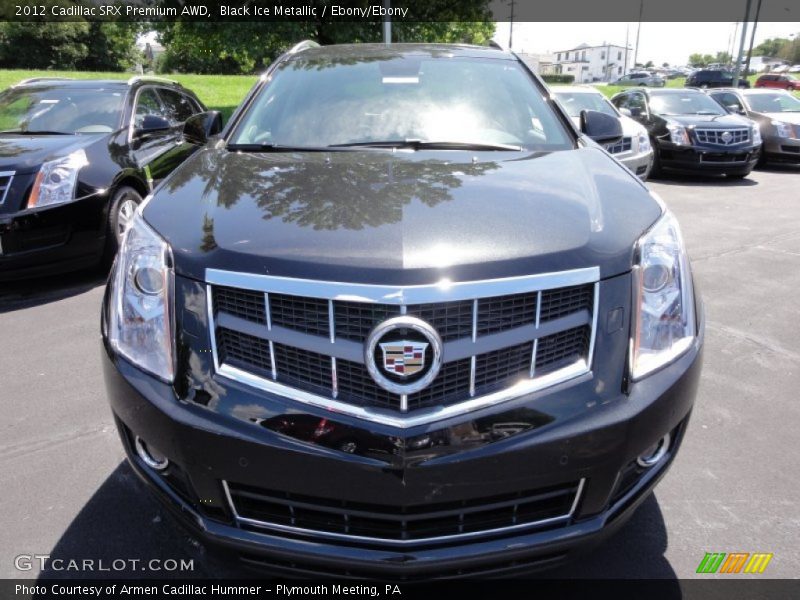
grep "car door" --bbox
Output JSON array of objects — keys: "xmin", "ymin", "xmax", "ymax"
[
  {"xmin": 711, "ymin": 91, "xmax": 745, "ymax": 115},
  {"xmin": 129, "ymin": 86, "xmax": 184, "ymax": 189},
  {"xmin": 151, "ymin": 87, "xmax": 206, "ymax": 178}
]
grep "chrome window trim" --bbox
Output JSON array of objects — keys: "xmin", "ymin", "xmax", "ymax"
[
  {"xmin": 0, "ymin": 171, "xmax": 14, "ymax": 206},
  {"xmin": 206, "ymin": 268, "xmax": 599, "ymax": 428},
  {"xmin": 221, "ymin": 478, "xmax": 585, "ymax": 547}
]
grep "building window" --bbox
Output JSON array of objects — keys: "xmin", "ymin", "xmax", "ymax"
[
  {"xmin": 557, "ymin": 53, "xmax": 561, "ymax": 61},
  {"xmin": 601, "ymin": 51, "xmax": 606, "ymax": 60},
  {"xmin": 618, "ymin": 51, "xmax": 622, "ymax": 60},
  {"xmin": 619, "ymin": 66, "xmax": 623, "ymax": 74},
  {"xmin": 582, "ymin": 50, "xmax": 586, "ymax": 60},
  {"xmin": 565, "ymin": 52, "xmax": 569, "ymax": 60}
]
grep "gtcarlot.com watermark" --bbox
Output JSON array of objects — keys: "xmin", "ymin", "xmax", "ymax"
[{"xmin": 15, "ymin": 554, "xmax": 194, "ymax": 572}]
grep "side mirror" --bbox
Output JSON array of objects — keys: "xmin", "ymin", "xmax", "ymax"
[
  {"xmin": 134, "ymin": 114, "xmax": 171, "ymax": 137},
  {"xmin": 183, "ymin": 111, "xmax": 223, "ymax": 145},
  {"xmin": 726, "ymin": 104, "xmax": 746, "ymax": 115},
  {"xmin": 580, "ymin": 109, "xmax": 623, "ymax": 145},
  {"xmin": 629, "ymin": 107, "xmax": 643, "ymax": 118}
]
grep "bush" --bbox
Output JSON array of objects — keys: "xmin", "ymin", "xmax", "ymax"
[{"xmin": 541, "ymin": 74, "xmax": 575, "ymax": 84}]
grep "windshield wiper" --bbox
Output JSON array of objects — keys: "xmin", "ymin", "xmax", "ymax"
[
  {"xmin": 0, "ymin": 130, "xmax": 72, "ymax": 135},
  {"xmin": 329, "ymin": 139, "xmax": 523, "ymax": 151},
  {"xmin": 226, "ymin": 143, "xmax": 334, "ymax": 152}
]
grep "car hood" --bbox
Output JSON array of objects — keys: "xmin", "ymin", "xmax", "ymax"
[
  {"xmin": 144, "ymin": 146, "xmax": 662, "ymax": 284},
  {"xmin": 0, "ymin": 133, "xmax": 102, "ymax": 173},
  {"xmin": 664, "ymin": 113, "xmax": 752, "ymax": 128}
]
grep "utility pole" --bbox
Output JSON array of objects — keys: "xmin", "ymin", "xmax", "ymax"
[
  {"xmin": 508, "ymin": 0, "xmax": 516, "ymax": 50},
  {"xmin": 624, "ymin": 24, "xmax": 630, "ymax": 76},
  {"xmin": 744, "ymin": 0, "xmax": 763, "ymax": 76},
  {"xmin": 383, "ymin": 0, "xmax": 391, "ymax": 44},
  {"xmin": 633, "ymin": 0, "xmax": 644, "ymax": 69},
  {"xmin": 732, "ymin": 0, "xmax": 752, "ymax": 88}
]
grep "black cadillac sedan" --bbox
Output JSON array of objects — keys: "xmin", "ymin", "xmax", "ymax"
[
  {"xmin": 612, "ymin": 87, "xmax": 761, "ymax": 178},
  {"xmin": 102, "ymin": 42, "xmax": 704, "ymax": 578},
  {"xmin": 0, "ymin": 77, "xmax": 220, "ymax": 281}
]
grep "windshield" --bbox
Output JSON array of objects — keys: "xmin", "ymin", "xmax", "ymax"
[
  {"xmin": 0, "ymin": 86, "xmax": 125, "ymax": 134},
  {"xmin": 649, "ymin": 92, "xmax": 726, "ymax": 116},
  {"xmin": 745, "ymin": 92, "xmax": 800, "ymax": 113},
  {"xmin": 554, "ymin": 92, "xmax": 617, "ymax": 118},
  {"xmin": 231, "ymin": 54, "xmax": 572, "ymax": 150}
]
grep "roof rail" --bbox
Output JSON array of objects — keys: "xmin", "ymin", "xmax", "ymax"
[
  {"xmin": 14, "ymin": 77, "xmax": 73, "ymax": 86},
  {"xmin": 287, "ymin": 40, "xmax": 320, "ymax": 55},
  {"xmin": 127, "ymin": 75, "xmax": 179, "ymax": 86}
]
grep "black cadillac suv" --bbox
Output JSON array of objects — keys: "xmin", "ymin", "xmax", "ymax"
[
  {"xmin": 0, "ymin": 77, "xmax": 220, "ymax": 280},
  {"xmin": 612, "ymin": 88, "xmax": 762, "ymax": 177},
  {"xmin": 101, "ymin": 42, "xmax": 704, "ymax": 578}
]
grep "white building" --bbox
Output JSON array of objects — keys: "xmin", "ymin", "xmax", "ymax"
[
  {"xmin": 553, "ymin": 43, "xmax": 634, "ymax": 83},
  {"xmin": 746, "ymin": 56, "xmax": 786, "ymax": 73}
]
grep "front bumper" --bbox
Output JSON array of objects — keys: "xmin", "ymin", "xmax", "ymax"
[
  {"xmin": 762, "ymin": 136, "xmax": 800, "ymax": 164},
  {"xmin": 0, "ymin": 192, "xmax": 108, "ymax": 281},
  {"xmin": 101, "ymin": 277, "xmax": 705, "ymax": 578},
  {"xmin": 618, "ymin": 150, "xmax": 654, "ymax": 180},
  {"xmin": 657, "ymin": 141, "xmax": 761, "ymax": 175}
]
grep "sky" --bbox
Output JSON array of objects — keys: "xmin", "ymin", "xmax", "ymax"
[{"xmin": 492, "ymin": 22, "xmax": 799, "ymax": 66}]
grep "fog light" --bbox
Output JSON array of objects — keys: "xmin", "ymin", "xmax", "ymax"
[
  {"xmin": 636, "ymin": 433, "xmax": 671, "ymax": 468},
  {"xmin": 134, "ymin": 436, "xmax": 169, "ymax": 471}
]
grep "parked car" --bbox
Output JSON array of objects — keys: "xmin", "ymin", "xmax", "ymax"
[
  {"xmin": 685, "ymin": 69, "xmax": 750, "ymax": 89},
  {"xmin": 612, "ymin": 88, "xmax": 761, "ymax": 177},
  {"xmin": 552, "ymin": 85, "xmax": 653, "ymax": 179},
  {"xmin": 754, "ymin": 73, "xmax": 799, "ymax": 91},
  {"xmin": 613, "ymin": 72, "xmax": 665, "ymax": 87},
  {"xmin": 708, "ymin": 88, "xmax": 800, "ymax": 164},
  {"xmin": 0, "ymin": 77, "xmax": 220, "ymax": 281},
  {"xmin": 102, "ymin": 41, "xmax": 703, "ymax": 578}
]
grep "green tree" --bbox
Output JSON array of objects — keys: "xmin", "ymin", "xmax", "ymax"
[
  {"xmin": 715, "ymin": 51, "xmax": 732, "ymax": 65},
  {"xmin": 753, "ymin": 37, "xmax": 788, "ymax": 58},
  {"xmin": 156, "ymin": 0, "xmax": 495, "ymax": 74},
  {"xmin": 80, "ymin": 22, "xmax": 140, "ymax": 71},
  {"xmin": 0, "ymin": 22, "xmax": 90, "ymax": 69}
]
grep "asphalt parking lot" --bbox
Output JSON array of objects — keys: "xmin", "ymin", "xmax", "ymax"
[{"xmin": 1, "ymin": 166, "xmax": 798, "ymax": 580}]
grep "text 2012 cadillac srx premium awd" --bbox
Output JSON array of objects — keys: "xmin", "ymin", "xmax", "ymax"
[{"xmin": 101, "ymin": 42, "xmax": 704, "ymax": 578}]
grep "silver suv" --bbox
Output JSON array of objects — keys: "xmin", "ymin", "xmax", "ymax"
[{"xmin": 614, "ymin": 72, "xmax": 665, "ymax": 87}]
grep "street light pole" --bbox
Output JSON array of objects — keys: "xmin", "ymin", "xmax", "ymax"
[
  {"xmin": 383, "ymin": 0, "xmax": 391, "ymax": 44},
  {"xmin": 633, "ymin": 0, "xmax": 644, "ymax": 69},
  {"xmin": 744, "ymin": 0, "xmax": 763, "ymax": 76},
  {"xmin": 732, "ymin": 0, "xmax": 752, "ymax": 88},
  {"xmin": 508, "ymin": 0, "xmax": 516, "ymax": 50}
]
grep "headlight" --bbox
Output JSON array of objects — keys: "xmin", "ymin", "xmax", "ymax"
[
  {"xmin": 667, "ymin": 123, "xmax": 690, "ymax": 146},
  {"xmin": 630, "ymin": 211, "xmax": 696, "ymax": 380},
  {"xmin": 638, "ymin": 132, "xmax": 651, "ymax": 153},
  {"xmin": 27, "ymin": 149, "xmax": 88, "ymax": 208},
  {"xmin": 771, "ymin": 120, "xmax": 793, "ymax": 138},
  {"xmin": 108, "ymin": 209, "xmax": 174, "ymax": 382},
  {"xmin": 751, "ymin": 124, "xmax": 762, "ymax": 145}
]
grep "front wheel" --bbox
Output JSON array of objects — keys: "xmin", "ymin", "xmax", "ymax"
[{"xmin": 104, "ymin": 186, "xmax": 143, "ymax": 266}]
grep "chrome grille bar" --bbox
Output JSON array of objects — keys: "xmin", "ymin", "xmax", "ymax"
[
  {"xmin": 264, "ymin": 292, "xmax": 276, "ymax": 380},
  {"xmin": 0, "ymin": 171, "xmax": 13, "ymax": 206}
]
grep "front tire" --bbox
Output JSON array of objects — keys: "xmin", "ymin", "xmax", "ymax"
[
  {"xmin": 649, "ymin": 140, "xmax": 663, "ymax": 178},
  {"xmin": 104, "ymin": 186, "xmax": 143, "ymax": 266}
]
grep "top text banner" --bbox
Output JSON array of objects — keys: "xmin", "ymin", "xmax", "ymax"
[{"xmin": 1, "ymin": 0, "xmax": 799, "ymax": 22}]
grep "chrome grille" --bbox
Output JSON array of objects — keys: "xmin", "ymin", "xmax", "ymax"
[
  {"xmin": 0, "ymin": 172, "xmax": 13, "ymax": 205},
  {"xmin": 605, "ymin": 136, "xmax": 632, "ymax": 155},
  {"xmin": 207, "ymin": 268, "xmax": 599, "ymax": 427},
  {"xmin": 694, "ymin": 128, "xmax": 750, "ymax": 145},
  {"xmin": 223, "ymin": 478, "xmax": 585, "ymax": 547}
]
